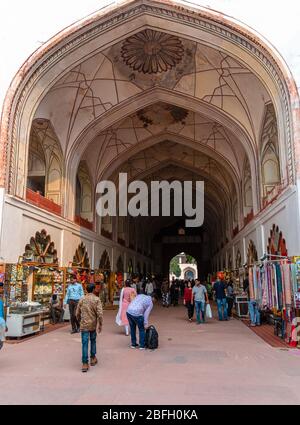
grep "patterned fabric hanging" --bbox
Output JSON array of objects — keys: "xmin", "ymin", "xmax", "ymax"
[
  {"xmin": 282, "ymin": 263, "xmax": 291, "ymax": 306},
  {"xmin": 275, "ymin": 263, "xmax": 283, "ymax": 310},
  {"xmin": 248, "ymin": 267, "xmax": 254, "ymax": 300}
]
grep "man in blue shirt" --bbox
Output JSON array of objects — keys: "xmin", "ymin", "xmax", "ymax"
[
  {"xmin": 64, "ymin": 273, "xmax": 84, "ymax": 333},
  {"xmin": 191, "ymin": 279, "xmax": 209, "ymax": 324},
  {"xmin": 127, "ymin": 294, "xmax": 156, "ymax": 349},
  {"xmin": 213, "ymin": 276, "xmax": 228, "ymax": 321}
]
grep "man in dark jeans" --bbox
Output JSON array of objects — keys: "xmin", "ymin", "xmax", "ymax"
[
  {"xmin": 226, "ymin": 281, "xmax": 234, "ymax": 319},
  {"xmin": 64, "ymin": 273, "xmax": 84, "ymax": 333},
  {"xmin": 76, "ymin": 284, "xmax": 103, "ymax": 372},
  {"xmin": 126, "ymin": 294, "xmax": 155, "ymax": 349},
  {"xmin": 213, "ymin": 276, "xmax": 228, "ymax": 321}
]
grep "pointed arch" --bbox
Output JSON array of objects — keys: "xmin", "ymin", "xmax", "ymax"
[
  {"xmin": 99, "ymin": 250, "xmax": 111, "ymax": 271},
  {"xmin": 247, "ymin": 240, "xmax": 258, "ymax": 265},
  {"xmin": 27, "ymin": 119, "xmax": 64, "ymax": 205},
  {"xmin": 76, "ymin": 160, "xmax": 93, "ymax": 222},
  {"xmin": 260, "ymin": 104, "xmax": 281, "ymax": 201},
  {"xmin": 72, "ymin": 242, "xmax": 90, "ymax": 268}
]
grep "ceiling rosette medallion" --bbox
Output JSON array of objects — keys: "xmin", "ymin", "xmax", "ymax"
[{"xmin": 121, "ymin": 29, "xmax": 184, "ymax": 74}]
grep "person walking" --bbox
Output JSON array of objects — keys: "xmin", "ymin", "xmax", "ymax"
[
  {"xmin": 213, "ymin": 275, "xmax": 228, "ymax": 321},
  {"xmin": 145, "ymin": 279, "xmax": 154, "ymax": 296},
  {"xmin": 132, "ymin": 273, "xmax": 142, "ymax": 294},
  {"xmin": 64, "ymin": 272, "xmax": 84, "ymax": 333},
  {"xmin": 191, "ymin": 279, "xmax": 208, "ymax": 324},
  {"xmin": 0, "ymin": 289, "xmax": 7, "ymax": 350},
  {"xmin": 76, "ymin": 283, "xmax": 103, "ymax": 372},
  {"xmin": 161, "ymin": 279, "xmax": 169, "ymax": 307},
  {"xmin": 226, "ymin": 280, "xmax": 235, "ymax": 319},
  {"xmin": 126, "ymin": 294, "xmax": 156, "ymax": 350},
  {"xmin": 243, "ymin": 275, "xmax": 260, "ymax": 327},
  {"xmin": 116, "ymin": 280, "xmax": 137, "ymax": 335},
  {"xmin": 183, "ymin": 281, "xmax": 194, "ymax": 321}
]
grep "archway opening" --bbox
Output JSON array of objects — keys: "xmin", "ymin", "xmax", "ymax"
[{"xmin": 169, "ymin": 252, "xmax": 198, "ymax": 281}]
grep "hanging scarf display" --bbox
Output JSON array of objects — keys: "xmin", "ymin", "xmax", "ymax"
[
  {"xmin": 267, "ymin": 264, "xmax": 274, "ymax": 309},
  {"xmin": 241, "ymin": 258, "xmax": 300, "ymax": 344},
  {"xmin": 275, "ymin": 263, "xmax": 283, "ymax": 310},
  {"xmin": 282, "ymin": 262, "xmax": 291, "ymax": 306}
]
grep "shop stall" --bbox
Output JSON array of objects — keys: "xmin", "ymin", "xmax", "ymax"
[{"xmin": 31, "ymin": 265, "xmax": 65, "ymax": 307}]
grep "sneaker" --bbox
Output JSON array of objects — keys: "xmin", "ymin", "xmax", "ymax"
[
  {"xmin": 139, "ymin": 347, "xmax": 145, "ymax": 350},
  {"xmin": 90, "ymin": 356, "xmax": 98, "ymax": 366},
  {"xmin": 188, "ymin": 318, "xmax": 192, "ymax": 322},
  {"xmin": 250, "ymin": 323, "xmax": 256, "ymax": 327},
  {"xmin": 130, "ymin": 344, "xmax": 139, "ymax": 349},
  {"xmin": 82, "ymin": 363, "xmax": 89, "ymax": 373}
]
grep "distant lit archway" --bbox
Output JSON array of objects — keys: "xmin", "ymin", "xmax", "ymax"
[{"xmin": 169, "ymin": 252, "xmax": 198, "ymax": 281}]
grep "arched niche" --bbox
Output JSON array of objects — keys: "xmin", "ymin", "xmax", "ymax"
[
  {"xmin": 243, "ymin": 157, "xmax": 253, "ymax": 216},
  {"xmin": 247, "ymin": 240, "xmax": 258, "ymax": 265},
  {"xmin": 75, "ymin": 161, "xmax": 93, "ymax": 222},
  {"xmin": 116, "ymin": 255, "xmax": 124, "ymax": 273},
  {"xmin": 27, "ymin": 119, "xmax": 64, "ymax": 205},
  {"xmin": 128, "ymin": 258, "xmax": 133, "ymax": 274},
  {"xmin": 99, "ymin": 250, "xmax": 111, "ymax": 271},
  {"xmin": 235, "ymin": 250, "xmax": 242, "ymax": 269},
  {"xmin": 260, "ymin": 104, "xmax": 281, "ymax": 202}
]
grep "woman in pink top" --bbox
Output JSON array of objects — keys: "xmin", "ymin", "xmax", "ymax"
[{"xmin": 116, "ymin": 280, "xmax": 137, "ymax": 335}]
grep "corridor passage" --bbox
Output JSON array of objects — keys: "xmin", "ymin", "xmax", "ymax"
[{"xmin": 1, "ymin": 304, "xmax": 300, "ymax": 405}]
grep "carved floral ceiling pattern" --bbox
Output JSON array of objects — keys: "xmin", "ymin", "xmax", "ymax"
[
  {"xmin": 35, "ymin": 36, "xmax": 270, "ymax": 156},
  {"xmin": 121, "ymin": 30, "xmax": 184, "ymax": 74}
]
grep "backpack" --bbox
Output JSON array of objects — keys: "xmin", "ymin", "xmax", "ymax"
[{"xmin": 145, "ymin": 325, "xmax": 159, "ymax": 350}]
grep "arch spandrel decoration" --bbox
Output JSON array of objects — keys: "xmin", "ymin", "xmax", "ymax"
[
  {"xmin": 23, "ymin": 229, "xmax": 58, "ymax": 264},
  {"xmin": 72, "ymin": 243, "xmax": 90, "ymax": 268},
  {"xmin": 99, "ymin": 250, "xmax": 111, "ymax": 271},
  {"xmin": 267, "ymin": 224, "xmax": 288, "ymax": 258},
  {"xmin": 247, "ymin": 240, "xmax": 258, "ymax": 265}
]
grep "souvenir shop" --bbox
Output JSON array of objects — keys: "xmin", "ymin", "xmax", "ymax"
[
  {"xmin": 218, "ymin": 227, "xmax": 300, "ymax": 346},
  {"xmin": 0, "ymin": 230, "xmax": 126, "ymax": 338}
]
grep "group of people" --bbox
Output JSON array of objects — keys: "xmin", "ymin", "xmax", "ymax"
[
  {"xmin": 63, "ymin": 272, "xmax": 156, "ymax": 372},
  {"xmin": 161, "ymin": 276, "xmax": 233, "ymax": 322},
  {"xmin": 116, "ymin": 273, "xmax": 156, "ymax": 349},
  {"xmin": 0, "ymin": 269, "xmax": 260, "ymax": 372}
]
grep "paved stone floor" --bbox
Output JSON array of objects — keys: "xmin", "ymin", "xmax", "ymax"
[{"xmin": 1, "ymin": 304, "xmax": 300, "ymax": 405}]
